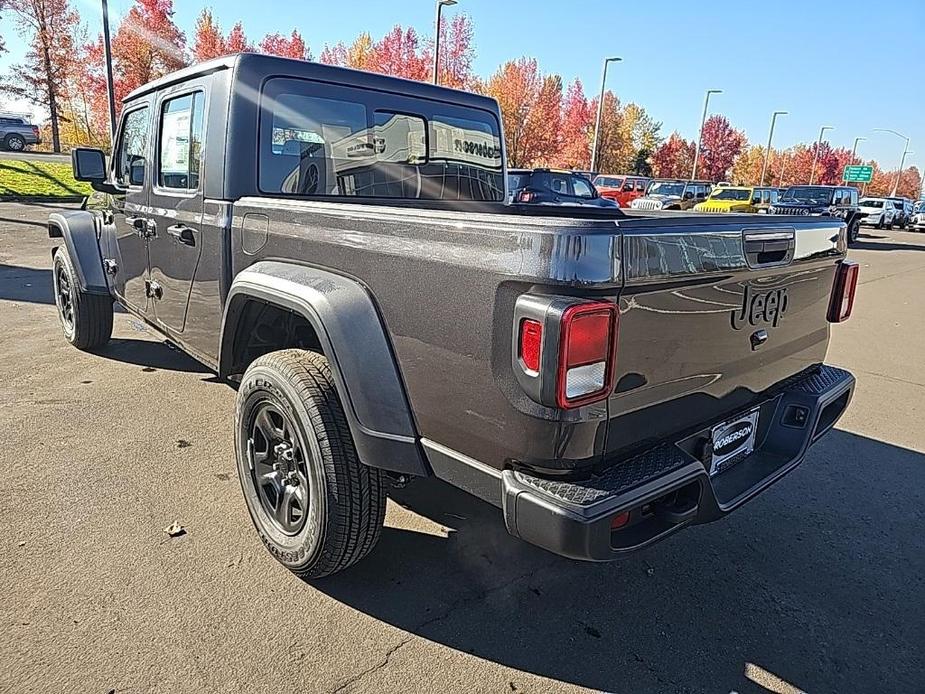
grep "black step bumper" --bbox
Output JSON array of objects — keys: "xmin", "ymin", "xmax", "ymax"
[{"xmin": 426, "ymin": 364, "xmax": 855, "ymax": 561}]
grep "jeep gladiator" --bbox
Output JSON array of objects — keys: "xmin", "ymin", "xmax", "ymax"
[{"xmin": 50, "ymin": 54, "xmax": 857, "ymax": 577}]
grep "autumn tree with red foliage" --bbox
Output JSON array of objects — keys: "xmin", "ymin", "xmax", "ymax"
[
  {"xmin": 652, "ymin": 132, "xmax": 696, "ymax": 179},
  {"xmin": 433, "ymin": 14, "xmax": 475, "ymax": 89},
  {"xmin": 373, "ymin": 26, "xmax": 428, "ymax": 81},
  {"xmin": 258, "ymin": 30, "xmax": 309, "ymax": 60},
  {"xmin": 192, "ymin": 8, "xmax": 226, "ymax": 62},
  {"xmin": 226, "ymin": 21, "xmax": 252, "ymax": 53},
  {"xmin": 2, "ymin": 0, "xmax": 81, "ymax": 151},
  {"xmin": 697, "ymin": 115, "xmax": 746, "ymax": 182},
  {"xmin": 556, "ymin": 78, "xmax": 592, "ymax": 169}
]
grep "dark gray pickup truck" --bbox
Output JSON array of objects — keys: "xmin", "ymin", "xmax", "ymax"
[{"xmin": 51, "ymin": 54, "xmax": 857, "ymax": 577}]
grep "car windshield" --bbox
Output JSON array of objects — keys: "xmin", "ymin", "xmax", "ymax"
[
  {"xmin": 781, "ymin": 186, "xmax": 833, "ymax": 204},
  {"xmin": 648, "ymin": 181, "xmax": 685, "ymax": 197},
  {"xmin": 710, "ymin": 188, "xmax": 751, "ymax": 201},
  {"xmin": 860, "ymin": 199, "xmax": 884, "ymax": 208},
  {"xmin": 915, "ymin": 202, "xmax": 925, "ymax": 213},
  {"xmin": 594, "ymin": 176, "xmax": 622, "ymax": 188}
]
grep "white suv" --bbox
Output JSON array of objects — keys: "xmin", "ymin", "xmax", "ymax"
[{"xmin": 858, "ymin": 198, "xmax": 896, "ymax": 229}]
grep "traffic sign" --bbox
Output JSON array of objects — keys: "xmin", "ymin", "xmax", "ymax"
[{"xmin": 843, "ymin": 165, "xmax": 873, "ymax": 183}]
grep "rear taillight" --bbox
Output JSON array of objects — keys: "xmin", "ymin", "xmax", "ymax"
[
  {"xmin": 517, "ymin": 190, "xmax": 535, "ymax": 203},
  {"xmin": 556, "ymin": 302, "xmax": 618, "ymax": 408},
  {"xmin": 827, "ymin": 260, "xmax": 859, "ymax": 323}
]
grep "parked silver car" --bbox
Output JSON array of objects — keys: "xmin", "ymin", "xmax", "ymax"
[
  {"xmin": 909, "ymin": 201, "xmax": 925, "ymax": 231},
  {"xmin": 858, "ymin": 197, "xmax": 896, "ymax": 229},
  {"xmin": 0, "ymin": 114, "xmax": 41, "ymax": 151}
]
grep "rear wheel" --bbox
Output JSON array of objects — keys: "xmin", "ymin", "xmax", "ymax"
[
  {"xmin": 4, "ymin": 134, "xmax": 26, "ymax": 152},
  {"xmin": 52, "ymin": 247, "xmax": 113, "ymax": 350},
  {"xmin": 235, "ymin": 349, "xmax": 386, "ymax": 579}
]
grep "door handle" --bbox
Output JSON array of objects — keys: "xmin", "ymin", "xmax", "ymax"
[
  {"xmin": 167, "ymin": 224, "xmax": 196, "ymax": 246},
  {"xmin": 126, "ymin": 215, "xmax": 146, "ymax": 231}
]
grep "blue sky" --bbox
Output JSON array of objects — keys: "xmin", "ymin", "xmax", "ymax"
[{"xmin": 2, "ymin": 0, "xmax": 923, "ymax": 169}]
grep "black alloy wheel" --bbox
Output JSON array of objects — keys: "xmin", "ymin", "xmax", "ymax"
[{"xmin": 246, "ymin": 401, "xmax": 311, "ymax": 536}]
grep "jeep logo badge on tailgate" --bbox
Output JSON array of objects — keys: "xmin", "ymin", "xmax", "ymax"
[{"xmin": 731, "ymin": 285, "xmax": 789, "ymax": 330}]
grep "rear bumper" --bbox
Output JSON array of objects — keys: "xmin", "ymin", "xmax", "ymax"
[{"xmin": 426, "ymin": 364, "xmax": 854, "ymax": 561}]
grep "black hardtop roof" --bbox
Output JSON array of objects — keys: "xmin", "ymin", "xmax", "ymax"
[{"xmin": 122, "ymin": 52, "xmax": 499, "ymax": 113}]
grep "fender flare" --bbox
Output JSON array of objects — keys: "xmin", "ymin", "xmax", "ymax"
[
  {"xmin": 219, "ymin": 261, "xmax": 430, "ymax": 477},
  {"xmin": 47, "ymin": 210, "xmax": 109, "ymax": 295}
]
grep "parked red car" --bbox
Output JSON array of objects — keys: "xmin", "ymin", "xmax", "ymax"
[{"xmin": 593, "ymin": 174, "xmax": 651, "ymax": 207}]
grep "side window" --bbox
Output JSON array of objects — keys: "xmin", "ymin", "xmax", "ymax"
[
  {"xmin": 114, "ymin": 107, "xmax": 150, "ymax": 187},
  {"xmin": 572, "ymin": 176, "xmax": 594, "ymax": 198},
  {"xmin": 694, "ymin": 184, "xmax": 707, "ymax": 199},
  {"xmin": 762, "ymin": 190, "xmax": 772, "ymax": 204},
  {"xmin": 158, "ymin": 92, "xmax": 205, "ymax": 190},
  {"xmin": 849, "ymin": 189, "xmax": 858, "ymax": 206},
  {"xmin": 548, "ymin": 174, "xmax": 570, "ymax": 195},
  {"xmin": 636, "ymin": 180, "xmax": 646, "ymax": 192},
  {"xmin": 623, "ymin": 179, "xmax": 634, "ymax": 192}
]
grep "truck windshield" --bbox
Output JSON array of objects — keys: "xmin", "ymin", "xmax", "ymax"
[
  {"xmin": 781, "ymin": 186, "xmax": 833, "ymax": 204},
  {"xmin": 258, "ymin": 77, "xmax": 504, "ymax": 201},
  {"xmin": 860, "ymin": 199, "xmax": 884, "ymax": 208},
  {"xmin": 593, "ymin": 176, "xmax": 623, "ymax": 188},
  {"xmin": 648, "ymin": 182, "xmax": 685, "ymax": 197},
  {"xmin": 710, "ymin": 188, "xmax": 751, "ymax": 201}
]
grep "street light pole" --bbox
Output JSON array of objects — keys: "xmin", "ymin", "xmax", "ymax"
[
  {"xmin": 809, "ymin": 125, "xmax": 834, "ymax": 185},
  {"xmin": 590, "ymin": 57, "xmax": 622, "ymax": 173},
  {"xmin": 691, "ymin": 89, "xmax": 722, "ymax": 180},
  {"xmin": 101, "ymin": 0, "xmax": 117, "ymax": 142},
  {"xmin": 432, "ymin": 0, "xmax": 458, "ymax": 85},
  {"xmin": 874, "ymin": 129, "xmax": 911, "ymax": 197},
  {"xmin": 847, "ymin": 136, "xmax": 866, "ymax": 189},
  {"xmin": 760, "ymin": 110, "xmax": 787, "ymax": 186}
]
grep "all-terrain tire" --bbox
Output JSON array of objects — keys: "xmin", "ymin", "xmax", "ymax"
[
  {"xmin": 52, "ymin": 246, "xmax": 113, "ymax": 350},
  {"xmin": 235, "ymin": 349, "xmax": 387, "ymax": 579}
]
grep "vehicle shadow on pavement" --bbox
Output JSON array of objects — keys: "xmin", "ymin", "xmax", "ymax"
[
  {"xmin": 0, "ymin": 264, "xmax": 53, "ymax": 304},
  {"xmin": 97, "ymin": 339, "xmax": 211, "ymax": 374},
  {"xmin": 853, "ymin": 239, "xmax": 925, "ymax": 252},
  {"xmin": 312, "ymin": 429, "xmax": 924, "ymax": 693}
]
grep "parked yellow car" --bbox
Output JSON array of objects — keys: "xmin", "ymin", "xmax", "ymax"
[{"xmin": 693, "ymin": 186, "xmax": 780, "ymax": 213}]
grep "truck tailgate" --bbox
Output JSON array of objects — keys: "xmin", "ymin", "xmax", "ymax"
[{"xmin": 606, "ymin": 215, "xmax": 845, "ymax": 459}]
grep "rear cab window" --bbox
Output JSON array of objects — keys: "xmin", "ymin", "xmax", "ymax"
[
  {"xmin": 258, "ymin": 77, "xmax": 504, "ymax": 201},
  {"xmin": 157, "ymin": 92, "xmax": 205, "ymax": 191}
]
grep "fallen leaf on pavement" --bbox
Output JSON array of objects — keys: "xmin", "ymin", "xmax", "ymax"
[{"xmin": 164, "ymin": 522, "xmax": 186, "ymax": 538}]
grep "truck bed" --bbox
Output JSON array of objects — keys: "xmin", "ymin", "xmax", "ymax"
[{"xmin": 229, "ymin": 196, "xmax": 846, "ymax": 476}]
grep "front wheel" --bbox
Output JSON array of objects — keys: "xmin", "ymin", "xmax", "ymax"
[
  {"xmin": 52, "ymin": 247, "xmax": 113, "ymax": 350},
  {"xmin": 235, "ymin": 349, "xmax": 387, "ymax": 579},
  {"xmin": 847, "ymin": 218, "xmax": 860, "ymax": 246}
]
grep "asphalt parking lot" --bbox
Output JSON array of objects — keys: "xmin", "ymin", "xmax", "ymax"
[{"xmin": 1, "ymin": 201, "xmax": 923, "ymax": 694}]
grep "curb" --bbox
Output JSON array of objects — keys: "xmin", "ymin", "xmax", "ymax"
[{"xmin": 0, "ymin": 195, "xmax": 86, "ymax": 203}]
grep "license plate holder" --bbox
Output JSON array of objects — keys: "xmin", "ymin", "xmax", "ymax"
[{"xmin": 709, "ymin": 408, "xmax": 759, "ymax": 476}]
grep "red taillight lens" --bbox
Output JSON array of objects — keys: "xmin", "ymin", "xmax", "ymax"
[
  {"xmin": 828, "ymin": 260, "xmax": 859, "ymax": 323},
  {"xmin": 517, "ymin": 190, "xmax": 534, "ymax": 203},
  {"xmin": 519, "ymin": 319, "xmax": 543, "ymax": 373},
  {"xmin": 557, "ymin": 302, "xmax": 618, "ymax": 409}
]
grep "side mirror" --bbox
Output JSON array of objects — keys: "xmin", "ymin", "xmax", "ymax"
[
  {"xmin": 71, "ymin": 147, "xmax": 106, "ymax": 183},
  {"xmin": 752, "ymin": 197, "xmax": 762, "ymax": 205},
  {"xmin": 683, "ymin": 191, "xmax": 694, "ymax": 200}
]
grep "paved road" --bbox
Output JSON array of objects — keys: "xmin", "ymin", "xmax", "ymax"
[
  {"xmin": 0, "ymin": 150, "xmax": 71, "ymax": 164},
  {"xmin": 1, "ymin": 201, "xmax": 923, "ymax": 694}
]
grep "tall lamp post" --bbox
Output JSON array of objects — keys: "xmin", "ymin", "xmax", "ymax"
[
  {"xmin": 809, "ymin": 125, "xmax": 834, "ymax": 185},
  {"xmin": 691, "ymin": 89, "xmax": 722, "ymax": 180},
  {"xmin": 847, "ymin": 136, "xmax": 866, "ymax": 188},
  {"xmin": 760, "ymin": 110, "xmax": 787, "ymax": 186},
  {"xmin": 101, "ymin": 0, "xmax": 117, "ymax": 142},
  {"xmin": 432, "ymin": 0, "xmax": 458, "ymax": 85},
  {"xmin": 590, "ymin": 57, "xmax": 622, "ymax": 173},
  {"xmin": 874, "ymin": 128, "xmax": 911, "ymax": 197}
]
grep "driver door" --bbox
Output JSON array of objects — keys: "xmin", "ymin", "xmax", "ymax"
[{"xmin": 107, "ymin": 105, "xmax": 153, "ymax": 315}]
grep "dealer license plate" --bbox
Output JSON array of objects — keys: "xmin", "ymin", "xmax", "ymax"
[{"xmin": 709, "ymin": 409, "xmax": 759, "ymax": 476}]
